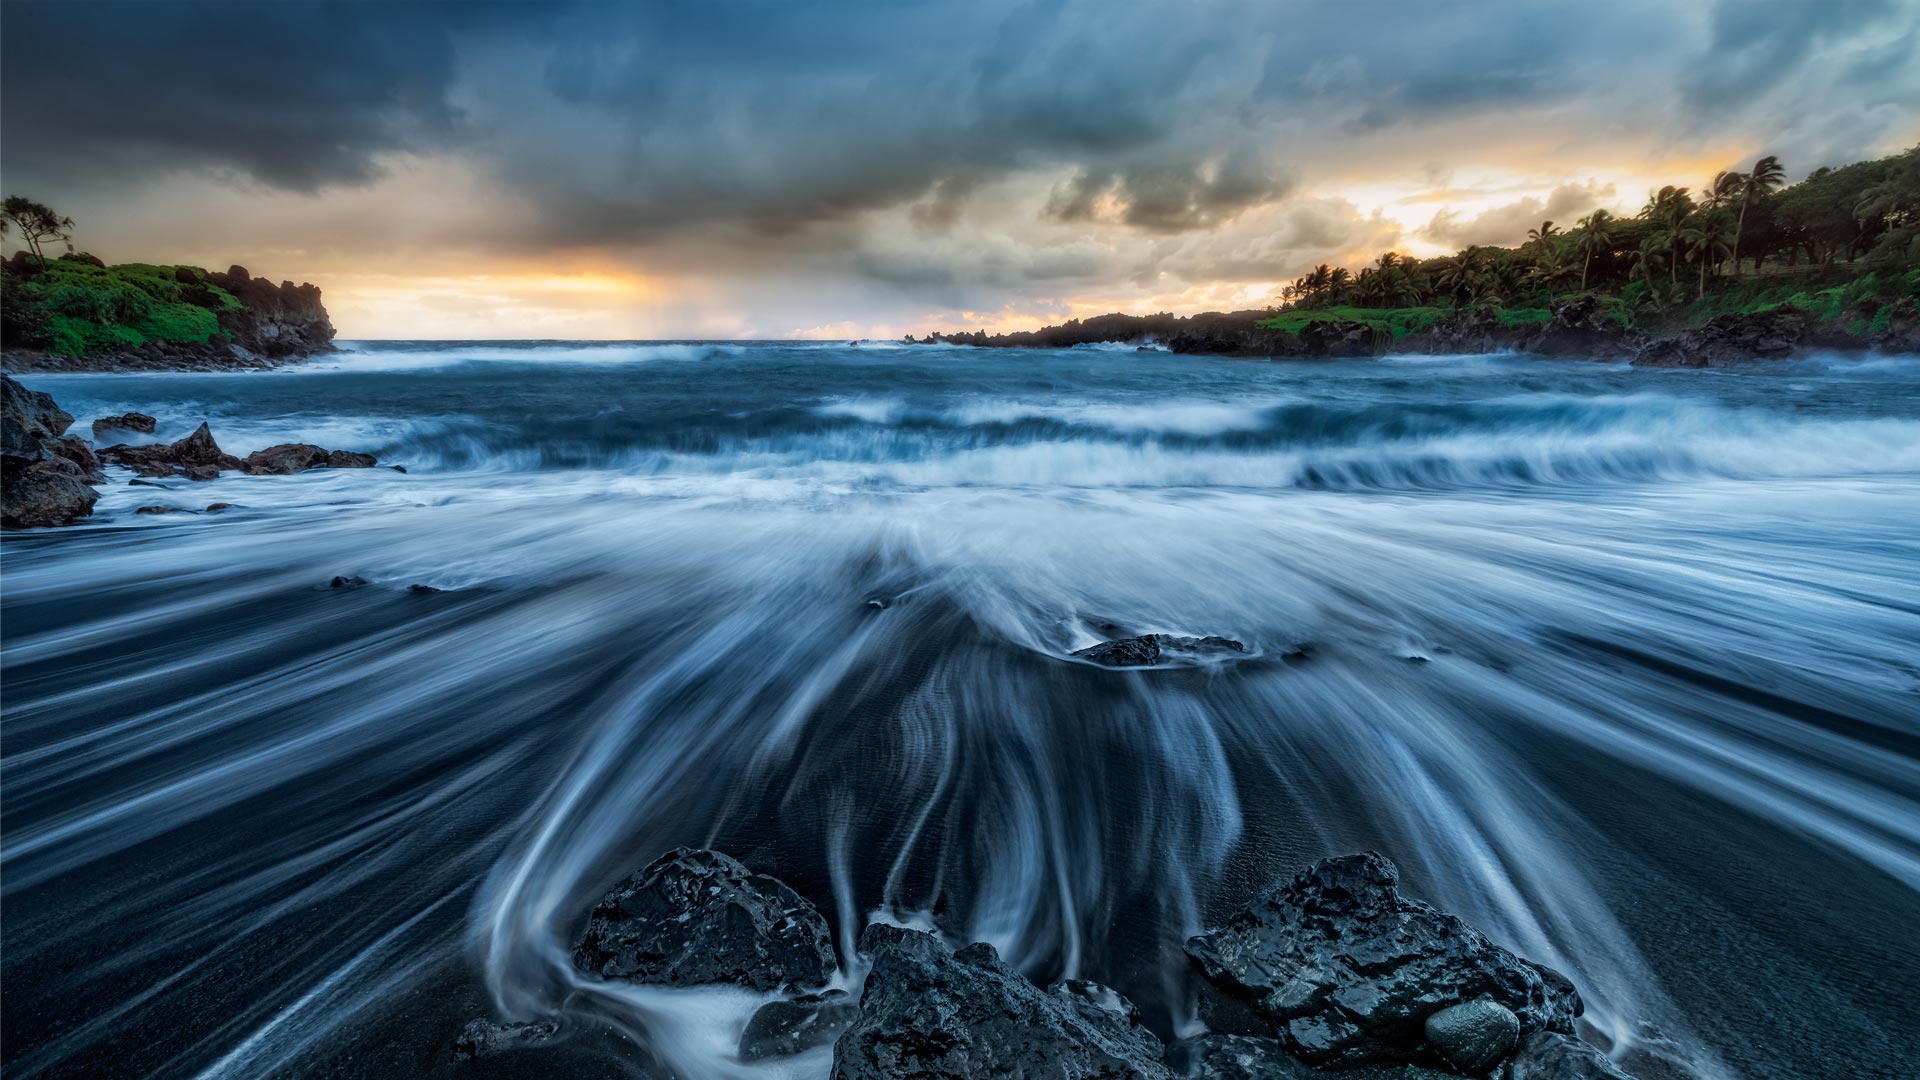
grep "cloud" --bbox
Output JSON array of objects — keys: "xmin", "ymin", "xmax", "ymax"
[
  {"xmin": 1419, "ymin": 182, "xmax": 1618, "ymax": 249},
  {"xmin": 4, "ymin": 0, "xmax": 1917, "ymax": 337}
]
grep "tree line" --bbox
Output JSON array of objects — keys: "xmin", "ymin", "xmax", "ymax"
[{"xmin": 1278, "ymin": 145, "xmax": 1919, "ymax": 314}]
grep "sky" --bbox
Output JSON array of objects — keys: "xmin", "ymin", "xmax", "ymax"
[{"xmin": 4, "ymin": 0, "xmax": 1917, "ymax": 340}]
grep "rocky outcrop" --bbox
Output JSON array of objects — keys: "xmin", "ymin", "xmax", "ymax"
[
  {"xmin": 2, "ymin": 375, "xmax": 99, "ymax": 528},
  {"xmin": 571, "ymin": 847, "xmax": 837, "ymax": 992},
  {"xmin": 1632, "ymin": 308, "xmax": 1810, "ymax": 368},
  {"xmin": 99, "ymin": 425, "xmax": 376, "ymax": 479},
  {"xmin": 1073, "ymin": 634, "xmax": 1247, "ymax": 667},
  {"xmin": 1525, "ymin": 297, "xmax": 1641, "ymax": 360},
  {"xmin": 203, "ymin": 265, "xmax": 336, "ymax": 360},
  {"xmin": 831, "ymin": 923, "xmax": 1172, "ymax": 1080},
  {"xmin": 1186, "ymin": 852, "xmax": 1584, "ymax": 1070},
  {"xmin": 92, "ymin": 412, "xmax": 157, "ymax": 438}
]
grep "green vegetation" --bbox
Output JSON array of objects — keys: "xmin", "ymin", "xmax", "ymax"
[
  {"xmin": 1258, "ymin": 305, "xmax": 1446, "ymax": 339},
  {"xmin": 4, "ymin": 253, "xmax": 244, "ymax": 356},
  {"xmin": 1265, "ymin": 145, "xmax": 1920, "ymax": 335}
]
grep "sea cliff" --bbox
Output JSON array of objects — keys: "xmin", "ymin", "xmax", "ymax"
[{"xmin": 0, "ymin": 252, "xmax": 336, "ymax": 372}]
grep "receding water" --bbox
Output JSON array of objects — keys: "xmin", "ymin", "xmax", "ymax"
[{"xmin": 3, "ymin": 341, "xmax": 1918, "ymax": 1080}]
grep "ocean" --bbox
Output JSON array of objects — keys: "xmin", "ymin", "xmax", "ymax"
[{"xmin": 3, "ymin": 340, "xmax": 1918, "ymax": 1079}]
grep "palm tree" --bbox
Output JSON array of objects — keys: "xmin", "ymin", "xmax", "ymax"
[
  {"xmin": 1629, "ymin": 236, "xmax": 1667, "ymax": 309},
  {"xmin": 1575, "ymin": 209, "xmax": 1614, "ymax": 291},
  {"xmin": 1524, "ymin": 249, "xmax": 1573, "ymax": 301},
  {"xmin": 1644, "ymin": 185, "xmax": 1696, "ymax": 291},
  {"xmin": 1731, "ymin": 154, "xmax": 1785, "ymax": 275},
  {"xmin": 1526, "ymin": 220, "xmax": 1560, "ymax": 251},
  {"xmin": 1684, "ymin": 210, "xmax": 1736, "ymax": 300}
]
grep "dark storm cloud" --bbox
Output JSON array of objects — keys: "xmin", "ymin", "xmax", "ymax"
[{"xmin": 0, "ymin": 0, "xmax": 529, "ymax": 189}]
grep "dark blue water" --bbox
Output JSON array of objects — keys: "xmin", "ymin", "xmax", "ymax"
[{"xmin": 4, "ymin": 341, "xmax": 1918, "ymax": 1080}]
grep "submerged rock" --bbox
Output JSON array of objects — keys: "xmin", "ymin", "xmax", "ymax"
[
  {"xmin": 572, "ymin": 847, "xmax": 836, "ymax": 992},
  {"xmin": 92, "ymin": 412, "xmax": 157, "ymax": 438},
  {"xmin": 1186, "ymin": 852, "xmax": 1582, "ymax": 1069},
  {"xmin": 327, "ymin": 449, "xmax": 377, "ymax": 468},
  {"xmin": 832, "ymin": 923, "xmax": 1172, "ymax": 1080},
  {"xmin": 206, "ymin": 503, "xmax": 233, "ymax": 513},
  {"xmin": 449, "ymin": 1017, "xmax": 561, "ymax": 1062},
  {"xmin": 740, "ymin": 989, "xmax": 859, "ymax": 1061},
  {"xmin": 136, "ymin": 505, "xmax": 178, "ymax": 515},
  {"xmin": 329, "ymin": 575, "xmax": 370, "ymax": 589},
  {"xmin": 1073, "ymin": 634, "xmax": 1247, "ymax": 667}
]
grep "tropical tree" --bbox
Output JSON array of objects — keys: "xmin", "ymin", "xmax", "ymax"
[
  {"xmin": 1644, "ymin": 185, "xmax": 1697, "ymax": 290},
  {"xmin": 1574, "ymin": 209, "xmax": 1614, "ymax": 291},
  {"xmin": 1629, "ymin": 236, "xmax": 1668, "ymax": 308},
  {"xmin": 1526, "ymin": 220, "xmax": 1560, "ymax": 251},
  {"xmin": 1682, "ymin": 209, "xmax": 1737, "ymax": 299},
  {"xmin": 1730, "ymin": 154, "xmax": 1785, "ymax": 275},
  {"xmin": 1, "ymin": 196, "xmax": 74, "ymax": 265}
]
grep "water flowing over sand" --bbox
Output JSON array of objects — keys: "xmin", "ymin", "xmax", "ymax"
[{"xmin": 4, "ymin": 342, "xmax": 1918, "ymax": 1080}]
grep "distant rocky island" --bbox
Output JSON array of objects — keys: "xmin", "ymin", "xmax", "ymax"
[{"xmin": 0, "ymin": 251, "xmax": 336, "ymax": 372}]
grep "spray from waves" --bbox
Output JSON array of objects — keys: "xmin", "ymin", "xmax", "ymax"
[{"xmin": 316, "ymin": 340, "xmax": 745, "ymax": 373}]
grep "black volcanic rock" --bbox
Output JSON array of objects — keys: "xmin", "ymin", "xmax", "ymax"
[
  {"xmin": 92, "ymin": 412, "xmax": 157, "ymax": 438},
  {"xmin": 1186, "ymin": 852, "xmax": 1583, "ymax": 1069},
  {"xmin": 2, "ymin": 375, "xmax": 98, "ymax": 528},
  {"xmin": 1633, "ymin": 307, "xmax": 1809, "ymax": 367},
  {"xmin": 1502, "ymin": 1032, "xmax": 1635, "ymax": 1080},
  {"xmin": 244, "ymin": 443, "xmax": 331, "ymax": 475},
  {"xmin": 1073, "ymin": 634, "xmax": 1246, "ymax": 667},
  {"xmin": 1426, "ymin": 999, "xmax": 1522, "ymax": 1075},
  {"xmin": 1168, "ymin": 1034, "xmax": 1461, "ymax": 1080},
  {"xmin": 572, "ymin": 847, "xmax": 836, "ymax": 992},
  {"xmin": 831, "ymin": 923, "xmax": 1172, "ymax": 1080},
  {"xmin": 740, "ymin": 989, "xmax": 859, "ymax": 1061},
  {"xmin": 449, "ymin": 1017, "xmax": 560, "ymax": 1062}
]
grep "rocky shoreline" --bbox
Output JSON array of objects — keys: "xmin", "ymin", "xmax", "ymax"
[
  {"xmin": 914, "ymin": 295, "xmax": 1920, "ymax": 366},
  {"xmin": 455, "ymin": 847, "xmax": 1643, "ymax": 1079},
  {"xmin": 1, "ymin": 374, "xmax": 381, "ymax": 528}
]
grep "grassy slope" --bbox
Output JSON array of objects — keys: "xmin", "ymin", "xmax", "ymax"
[{"xmin": 4, "ymin": 255, "xmax": 245, "ymax": 356}]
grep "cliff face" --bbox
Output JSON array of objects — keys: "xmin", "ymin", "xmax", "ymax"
[{"xmin": 204, "ymin": 265, "xmax": 336, "ymax": 360}]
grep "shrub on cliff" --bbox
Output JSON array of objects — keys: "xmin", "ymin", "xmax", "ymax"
[{"xmin": 1, "ymin": 255, "xmax": 243, "ymax": 355}]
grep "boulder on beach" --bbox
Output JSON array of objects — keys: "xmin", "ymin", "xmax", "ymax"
[
  {"xmin": 2, "ymin": 375, "xmax": 99, "ymax": 528},
  {"xmin": 571, "ymin": 847, "xmax": 836, "ymax": 992},
  {"xmin": 1073, "ymin": 634, "xmax": 1247, "ymax": 667},
  {"xmin": 831, "ymin": 923, "xmax": 1172, "ymax": 1080},
  {"xmin": 1186, "ymin": 851, "xmax": 1584, "ymax": 1069}
]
